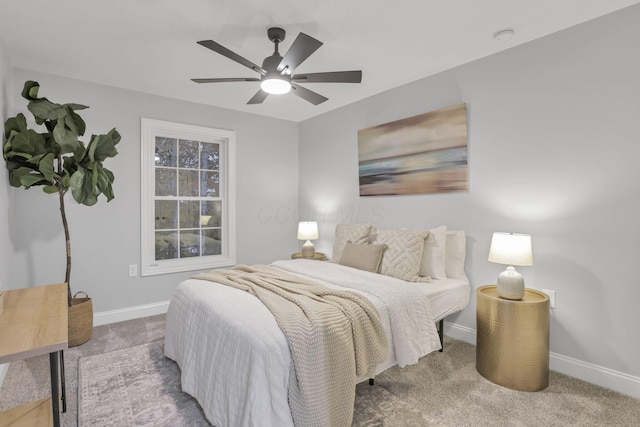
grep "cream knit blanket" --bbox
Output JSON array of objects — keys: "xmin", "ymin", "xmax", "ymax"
[{"xmin": 193, "ymin": 265, "xmax": 388, "ymax": 427}]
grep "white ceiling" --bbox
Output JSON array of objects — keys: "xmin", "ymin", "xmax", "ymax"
[{"xmin": 1, "ymin": 0, "xmax": 638, "ymax": 122}]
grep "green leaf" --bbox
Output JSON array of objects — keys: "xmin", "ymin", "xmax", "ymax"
[
  {"xmin": 19, "ymin": 172, "xmax": 46, "ymax": 188},
  {"xmin": 21, "ymin": 81, "xmax": 40, "ymax": 101},
  {"xmin": 73, "ymin": 141, "xmax": 86, "ymax": 161},
  {"xmin": 7, "ymin": 167, "xmax": 34, "ymax": 187},
  {"xmin": 43, "ymin": 185, "xmax": 59, "ymax": 194},
  {"xmin": 61, "ymin": 174, "xmax": 71, "ymax": 188},
  {"xmin": 103, "ymin": 182, "xmax": 114, "ymax": 202},
  {"xmin": 107, "ymin": 128, "xmax": 121, "ymax": 145},
  {"xmin": 69, "ymin": 168, "xmax": 85, "ymax": 203},
  {"xmin": 68, "ymin": 109, "xmax": 86, "ymax": 136},
  {"xmin": 53, "ymin": 119, "xmax": 80, "ymax": 153},
  {"xmin": 87, "ymin": 134, "xmax": 112, "ymax": 162},
  {"xmin": 91, "ymin": 163, "xmax": 99, "ymax": 194},
  {"xmin": 28, "ymin": 99, "xmax": 67, "ymax": 121},
  {"xmin": 5, "ymin": 129, "xmax": 47, "ymax": 160},
  {"xmin": 38, "ymin": 153, "xmax": 56, "ymax": 183},
  {"xmin": 103, "ymin": 168, "xmax": 114, "ymax": 182},
  {"xmin": 64, "ymin": 103, "xmax": 89, "ymax": 112},
  {"xmin": 4, "ymin": 113, "xmax": 28, "ymax": 139}
]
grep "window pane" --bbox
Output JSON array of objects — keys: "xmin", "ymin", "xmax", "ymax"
[
  {"xmin": 178, "ymin": 169, "xmax": 199, "ymax": 197},
  {"xmin": 200, "ymin": 171, "xmax": 219, "ymax": 197},
  {"xmin": 179, "ymin": 139, "xmax": 199, "ymax": 169},
  {"xmin": 155, "ymin": 169, "xmax": 176, "ymax": 196},
  {"xmin": 142, "ymin": 118, "xmax": 236, "ymax": 276},
  {"xmin": 156, "ymin": 231, "xmax": 178, "ymax": 260},
  {"xmin": 201, "ymin": 200, "xmax": 222, "ymax": 227},
  {"xmin": 180, "ymin": 231, "xmax": 200, "ymax": 257},
  {"xmin": 155, "ymin": 200, "xmax": 178, "ymax": 230},
  {"xmin": 155, "ymin": 137, "xmax": 177, "ymax": 167},
  {"xmin": 201, "ymin": 142, "xmax": 219, "ymax": 170},
  {"xmin": 202, "ymin": 229, "xmax": 222, "ymax": 256},
  {"xmin": 179, "ymin": 200, "xmax": 200, "ymax": 229}
]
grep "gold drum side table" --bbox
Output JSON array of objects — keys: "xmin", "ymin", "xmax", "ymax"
[
  {"xmin": 291, "ymin": 252, "xmax": 328, "ymax": 261},
  {"xmin": 476, "ymin": 285, "xmax": 550, "ymax": 391}
]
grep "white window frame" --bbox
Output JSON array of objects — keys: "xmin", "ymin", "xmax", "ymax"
[{"xmin": 140, "ymin": 118, "xmax": 236, "ymax": 276}]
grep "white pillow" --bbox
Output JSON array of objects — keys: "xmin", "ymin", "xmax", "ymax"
[
  {"xmin": 418, "ymin": 225, "xmax": 447, "ymax": 279},
  {"xmin": 445, "ymin": 230, "xmax": 467, "ymax": 280},
  {"xmin": 331, "ymin": 224, "xmax": 372, "ymax": 262},
  {"xmin": 374, "ymin": 228, "xmax": 431, "ymax": 282}
]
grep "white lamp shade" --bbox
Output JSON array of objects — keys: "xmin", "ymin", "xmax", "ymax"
[
  {"xmin": 488, "ymin": 232, "xmax": 533, "ymax": 266},
  {"xmin": 297, "ymin": 221, "xmax": 319, "ymax": 240}
]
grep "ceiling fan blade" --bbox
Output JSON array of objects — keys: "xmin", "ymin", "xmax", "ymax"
[
  {"xmin": 277, "ymin": 33, "xmax": 323, "ymax": 74},
  {"xmin": 247, "ymin": 89, "xmax": 269, "ymax": 104},
  {"xmin": 291, "ymin": 83, "xmax": 328, "ymax": 105},
  {"xmin": 192, "ymin": 78, "xmax": 260, "ymax": 83},
  {"xmin": 197, "ymin": 40, "xmax": 266, "ymax": 75},
  {"xmin": 292, "ymin": 71, "xmax": 362, "ymax": 83}
]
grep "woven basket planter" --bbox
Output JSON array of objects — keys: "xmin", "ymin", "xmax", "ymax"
[{"xmin": 68, "ymin": 291, "xmax": 93, "ymax": 347}]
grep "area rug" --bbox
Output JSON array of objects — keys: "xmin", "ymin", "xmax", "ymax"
[{"xmin": 78, "ymin": 340, "xmax": 445, "ymax": 426}]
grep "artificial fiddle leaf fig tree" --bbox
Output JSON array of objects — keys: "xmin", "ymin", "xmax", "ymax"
[{"xmin": 3, "ymin": 80, "xmax": 121, "ymax": 307}]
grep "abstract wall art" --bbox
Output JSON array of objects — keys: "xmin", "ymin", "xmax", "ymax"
[{"xmin": 358, "ymin": 103, "xmax": 468, "ymax": 196}]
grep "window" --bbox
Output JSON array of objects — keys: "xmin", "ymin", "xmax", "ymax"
[{"xmin": 141, "ymin": 118, "xmax": 236, "ymax": 276}]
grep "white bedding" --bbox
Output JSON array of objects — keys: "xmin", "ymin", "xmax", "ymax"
[{"xmin": 164, "ymin": 259, "xmax": 469, "ymax": 427}]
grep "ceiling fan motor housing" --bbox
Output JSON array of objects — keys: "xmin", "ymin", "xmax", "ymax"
[{"xmin": 267, "ymin": 27, "xmax": 286, "ymax": 43}]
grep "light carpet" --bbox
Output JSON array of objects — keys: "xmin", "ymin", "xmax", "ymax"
[
  {"xmin": 77, "ymin": 340, "xmax": 445, "ymax": 426},
  {"xmin": 2, "ymin": 314, "xmax": 639, "ymax": 426}
]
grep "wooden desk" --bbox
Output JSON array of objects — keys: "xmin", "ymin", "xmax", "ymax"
[{"xmin": 0, "ymin": 283, "xmax": 68, "ymax": 427}]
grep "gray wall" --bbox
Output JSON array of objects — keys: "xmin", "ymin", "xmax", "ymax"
[
  {"xmin": 0, "ymin": 40, "xmax": 13, "ymax": 291},
  {"xmin": 8, "ymin": 69, "xmax": 300, "ymax": 311},
  {"xmin": 299, "ymin": 5, "xmax": 640, "ymax": 379}
]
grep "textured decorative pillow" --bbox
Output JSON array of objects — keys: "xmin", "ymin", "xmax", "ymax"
[
  {"xmin": 331, "ymin": 224, "xmax": 372, "ymax": 262},
  {"xmin": 374, "ymin": 228, "xmax": 431, "ymax": 282},
  {"xmin": 445, "ymin": 230, "xmax": 467, "ymax": 280},
  {"xmin": 339, "ymin": 243, "xmax": 387, "ymax": 273},
  {"xmin": 419, "ymin": 225, "xmax": 447, "ymax": 279}
]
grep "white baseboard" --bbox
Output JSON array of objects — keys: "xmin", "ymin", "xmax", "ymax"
[
  {"xmin": 0, "ymin": 363, "xmax": 8, "ymax": 389},
  {"xmin": 93, "ymin": 300, "xmax": 170, "ymax": 327},
  {"xmin": 443, "ymin": 320, "xmax": 640, "ymax": 400},
  {"xmin": 443, "ymin": 320, "xmax": 476, "ymax": 345},
  {"xmin": 549, "ymin": 352, "xmax": 640, "ymax": 399}
]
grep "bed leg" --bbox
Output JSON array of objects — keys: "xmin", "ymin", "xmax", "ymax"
[
  {"xmin": 369, "ymin": 378, "xmax": 374, "ymax": 386},
  {"xmin": 438, "ymin": 319, "xmax": 444, "ymax": 352}
]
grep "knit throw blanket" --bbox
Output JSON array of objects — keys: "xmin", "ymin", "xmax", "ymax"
[{"xmin": 193, "ymin": 265, "xmax": 389, "ymax": 427}]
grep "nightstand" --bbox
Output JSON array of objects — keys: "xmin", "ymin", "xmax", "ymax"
[
  {"xmin": 476, "ymin": 285, "xmax": 550, "ymax": 391},
  {"xmin": 291, "ymin": 252, "xmax": 328, "ymax": 261}
]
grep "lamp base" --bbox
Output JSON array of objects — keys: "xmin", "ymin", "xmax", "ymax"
[
  {"xmin": 497, "ymin": 266, "xmax": 525, "ymax": 300},
  {"xmin": 301, "ymin": 240, "xmax": 316, "ymax": 259}
]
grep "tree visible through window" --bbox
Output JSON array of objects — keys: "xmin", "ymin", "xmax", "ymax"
[{"xmin": 141, "ymin": 119, "xmax": 235, "ymax": 276}]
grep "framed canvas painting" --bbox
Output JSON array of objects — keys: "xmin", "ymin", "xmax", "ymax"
[{"xmin": 358, "ymin": 103, "xmax": 468, "ymax": 196}]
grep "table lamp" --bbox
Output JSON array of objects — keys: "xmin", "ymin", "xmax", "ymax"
[
  {"xmin": 297, "ymin": 221, "xmax": 319, "ymax": 258},
  {"xmin": 488, "ymin": 232, "xmax": 533, "ymax": 300}
]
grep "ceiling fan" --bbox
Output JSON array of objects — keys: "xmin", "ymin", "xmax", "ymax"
[{"xmin": 191, "ymin": 27, "xmax": 362, "ymax": 105}]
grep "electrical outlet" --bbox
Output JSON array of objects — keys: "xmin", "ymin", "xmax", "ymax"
[
  {"xmin": 128, "ymin": 264, "xmax": 138, "ymax": 277},
  {"xmin": 542, "ymin": 289, "xmax": 556, "ymax": 309}
]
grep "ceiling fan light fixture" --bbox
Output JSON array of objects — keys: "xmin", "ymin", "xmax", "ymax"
[{"xmin": 261, "ymin": 76, "xmax": 291, "ymax": 94}]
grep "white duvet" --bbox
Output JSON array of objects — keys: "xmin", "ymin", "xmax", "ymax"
[{"xmin": 164, "ymin": 260, "xmax": 464, "ymax": 427}]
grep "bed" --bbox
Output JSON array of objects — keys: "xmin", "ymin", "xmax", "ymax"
[{"xmin": 164, "ymin": 225, "xmax": 470, "ymax": 427}]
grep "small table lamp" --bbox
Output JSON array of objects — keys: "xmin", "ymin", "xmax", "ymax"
[
  {"xmin": 488, "ymin": 232, "xmax": 533, "ymax": 300},
  {"xmin": 297, "ymin": 221, "xmax": 319, "ymax": 258}
]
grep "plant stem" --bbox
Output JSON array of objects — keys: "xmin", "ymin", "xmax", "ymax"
[{"xmin": 57, "ymin": 155, "xmax": 72, "ymax": 307}]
